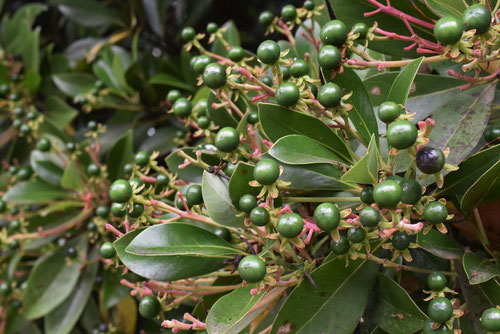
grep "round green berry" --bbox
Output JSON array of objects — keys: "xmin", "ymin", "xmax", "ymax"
[
  {"xmin": 215, "ymin": 127, "xmax": 239, "ymax": 152},
  {"xmin": 96, "ymin": 205, "xmax": 109, "ymax": 218},
  {"xmin": 313, "ymin": 203, "xmax": 340, "ymax": 231},
  {"xmin": 484, "ymin": 125, "xmax": 500, "ymax": 143},
  {"xmin": 238, "ymin": 255, "xmax": 266, "ymax": 283},
  {"xmin": 462, "ymin": 4, "xmax": 491, "ymax": 35},
  {"xmin": 281, "ymin": 4, "xmax": 297, "ymax": 22},
  {"xmin": 278, "ymin": 213, "xmax": 304, "ymax": 238},
  {"xmin": 400, "ymin": 179, "xmax": 422, "ymax": 205},
  {"xmin": 259, "ymin": 11, "xmax": 274, "ymax": 26},
  {"xmin": 214, "ymin": 227, "xmax": 231, "ymax": 241},
  {"xmin": 86, "ymin": 163, "xmax": 100, "ymax": 176},
  {"xmin": 228, "ymin": 46, "xmax": 245, "ymax": 62},
  {"xmin": 423, "ymin": 201, "xmax": 448, "ymax": 225},
  {"xmin": 320, "ymin": 20, "xmax": 348, "ymax": 46},
  {"xmin": 317, "ymin": 82, "xmax": 342, "ymax": 108},
  {"xmin": 378, "ymin": 101, "xmax": 401, "ymax": 123},
  {"xmin": 239, "ymin": 194, "xmax": 257, "ymax": 213},
  {"xmin": 0, "ymin": 83, "xmax": 9, "ymax": 96},
  {"xmin": 360, "ymin": 187, "xmax": 374, "ymax": 204},
  {"xmin": 428, "ymin": 297, "xmax": 453, "ymax": 323},
  {"xmin": 17, "ymin": 166, "xmax": 32, "ymax": 181},
  {"xmin": 19, "ymin": 124, "xmax": 31, "ymax": 136},
  {"xmin": 167, "ymin": 90, "xmax": 182, "ymax": 104},
  {"xmin": 391, "ymin": 231, "xmax": 410, "ymax": 250},
  {"xmin": 181, "ymin": 27, "xmax": 196, "ymax": 41},
  {"xmin": 193, "ymin": 98, "xmax": 208, "ymax": 116},
  {"xmin": 0, "ymin": 199, "xmax": 6, "ymax": 213},
  {"xmin": 197, "ymin": 116, "xmax": 211, "ymax": 129},
  {"xmin": 128, "ymin": 203, "xmax": 144, "ymax": 218},
  {"xmin": 247, "ymin": 112, "xmax": 259, "ymax": 125},
  {"xmin": 303, "ymin": 0, "xmax": 314, "ymax": 11},
  {"xmin": 192, "ymin": 55, "xmax": 212, "ymax": 74},
  {"xmin": 347, "ymin": 227, "xmax": 366, "ymax": 243},
  {"xmin": 134, "ymin": 151, "xmax": 150, "ymax": 167},
  {"xmin": 480, "ymin": 308, "xmax": 500, "ymax": 332},
  {"xmin": 203, "ymin": 63, "xmax": 227, "ymax": 89},
  {"xmin": 67, "ymin": 247, "xmax": 77, "ymax": 258},
  {"xmin": 290, "ymin": 59, "xmax": 309, "ymax": 78},
  {"xmin": 173, "ymin": 97, "xmax": 192, "ymax": 118},
  {"xmin": 139, "ymin": 295, "xmax": 161, "ymax": 319},
  {"xmin": 13, "ymin": 107, "xmax": 24, "ymax": 118},
  {"xmin": 9, "ymin": 219, "xmax": 20, "ymax": 232},
  {"xmin": 109, "ymin": 179, "xmax": 133, "ymax": 203},
  {"xmin": 100, "ymin": 242, "xmax": 116, "ymax": 259},
  {"xmin": 281, "ymin": 65, "xmax": 291, "ymax": 80},
  {"xmin": 387, "ymin": 120, "xmax": 418, "ymax": 150},
  {"xmin": 257, "ymin": 40, "xmax": 281, "ymax": 65},
  {"xmin": 26, "ymin": 111, "xmax": 37, "ymax": 121},
  {"xmin": 427, "ymin": 272, "xmax": 447, "ymax": 291},
  {"xmin": 156, "ymin": 174, "xmax": 170, "ymax": 189},
  {"xmin": 0, "ymin": 282, "xmax": 11, "ymax": 295},
  {"xmin": 352, "ymin": 22, "xmax": 369, "ymax": 39},
  {"xmin": 373, "ymin": 180, "xmax": 403, "ymax": 209},
  {"xmin": 318, "ymin": 45, "xmax": 342, "ymax": 70},
  {"xmin": 87, "ymin": 120, "xmax": 98, "ymax": 131},
  {"xmin": 260, "ymin": 76, "xmax": 273, "ymax": 87},
  {"xmin": 111, "ymin": 202, "xmax": 127, "ymax": 217},
  {"xmin": 206, "ymin": 22, "xmax": 219, "ymax": 34},
  {"xmin": 9, "ymin": 93, "xmax": 19, "ymax": 101},
  {"xmin": 12, "ymin": 119, "xmax": 22, "ymax": 130},
  {"xmin": 250, "ymin": 207, "xmax": 270, "ymax": 226},
  {"xmin": 224, "ymin": 162, "xmax": 237, "ymax": 176},
  {"xmin": 66, "ymin": 141, "xmax": 76, "ymax": 152},
  {"xmin": 330, "ymin": 235, "xmax": 350, "ymax": 254},
  {"xmin": 253, "ymin": 159, "xmax": 280, "ymax": 185},
  {"xmin": 434, "ymin": 16, "xmax": 463, "ymax": 45},
  {"xmin": 359, "ymin": 206, "xmax": 380, "ymax": 227},
  {"xmin": 36, "ymin": 137, "xmax": 51, "ymax": 152},
  {"xmin": 186, "ymin": 184, "xmax": 203, "ymax": 205},
  {"xmin": 416, "ymin": 146, "xmax": 445, "ymax": 174},
  {"xmin": 275, "ymin": 82, "xmax": 300, "ymax": 107}
]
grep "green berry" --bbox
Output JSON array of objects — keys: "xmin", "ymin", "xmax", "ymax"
[
  {"xmin": 275, "ymin": 82, "xmax": 300, "ymax": 107},
  {"xmin": 387, "ymin": 120, "xmax": 418, "ymax": 150},
  {"xmin": 139, "ymin": 295, "xmax": 161, "ymax": 319},
  {"xmin": 308, "ymin": 83, "xmax": 318, "ymax": 97},
  {"xmin": 318, "ymin": 45, "xmax": 342, "ymax": 70},
  {"xmin": 156, "ymin": 174, "xmax": 170, "ymax": 189},
  {"xmin": 96, "ymin": 205, "xmax": 109, "ymax": 218},
  {"xmin": 109, "ymin": 179, "xmax": 133, "ymax": 203},
  {"xmin": 260, "ymin": 76, "xmax": 273, "ymax": 87},
  {"xmin": 373, "ymin": 180, "xmax": 402, "ymax": 209},
  {"xmin": 0, "ymin": 199, "xmax": 6, "ymax": 213},
  {"xmin": 257, "ymin": 40, "xmax": 281, "ymax": 65},
  {"xmin": 26, "ymin": 111, "xmax": 37, "ymax": 120},
  {"xmin": 253, "ymin": 159, "xmax": 279, "ymax": 185},
  {"xmin": 434, "ymin": 16, "xmax": 463, "ymax": 45},
  {"xmin": 423, "ymin": 201, "xmax": 448, "ymax": 224},
  {"xmin": 176, "ymin": 194, "xmax": 192, "ymax": 210},
  {"xmin": 129, "ymin": 177, "xmax": 145, "ymax": 193},
  {"xmin": 13, "ymin": 107, "xmax": 24, "ymax": 118},
  {"xmin": 391, "ymin": 231, "xmax": 410, "ymax": 250},
  {"xmin": 400, "ymin": 179, "xmax": 422, "ymax": 205},
  {"xmin": 127, "ymin": 203, "xmax": 144, "ymax": 218},
  {"xmin": 214, "ymin": 227, "xmax": 231, "ymax": 241},
  {"xmin": 0, "ymin": 83, "xmax": 9, "ymax": 96},
  {"xmin": 203, "ymin": 63, "xmax": 227, "ymax": 89},
  {"xmin": 36, "ymin": 137, "xmax": 51, "ymax": 152},
  {"xmin": 228, "ymin": 46, "xmax": 245, "ymax": 62},
  {"xmin": 317, "ymin": 82, "xmax": 342, "ymax": 108},
  {"xmin": 111, "ymin": 202, "xmax": 127, "ymax": 217},
  {"xmin": 193, "ymin": 98, "xmax": 208, "ymax": 116},
  {"xmin": 277, "ymin": 213, "xmax": 304, "ymax": 238},
  {"xmin": 206, "ymin": 22, "xmax": 219, "ymax": 34},
  {"xmin": 134, "ymin": 151, "xmax": 150, "ymax": 167},
  {"xmin": 359, "ymin": 206, "xmax": 380, "ymax": 227},
  {"xmin": 224, "ymin": 162, "xmax": 237, "ymax": 176},
  {"xmin": 313, "ymin": 203, "xmax": 340, "ymax": 231},
  {"xmin": 9, "ymin": 219, "xmax": 20, "ymax": 232},
  {"xmin": 181, "ymin": 27, "xmax": 196, "ymax": 41},
  {"xmin": 281, "ymin": 65, "xmax": 290, "ymax": 80},
  {"xmin": 197, "ymin": 115, "xmax": 211, "ymax": 129},
  {"xmin": 484, "ymin": 125, "xmax": 500, "ymax": 143},
  {"xmin": 238, "ymin": 255, "xmax": 266, "ymax": 283},
  {"xmin": 480, "ymin": 308, "xmax": 500, "ymax": 332},
  {"xmin": 416, "ymin": 146, "xmax": 445, "ymax": 174},
  {"xmin": 0, "ymin": 282, "xmax": 11, "ymax": 295},
  {"xmin": 330, "ymin": 235, "xmax": 350, "ymax": 254},
  {"xmin": 239, "ymin": 194, "xmax": 257, "ymax": 213},
  {"xmin": 186, "ymin": 184, "xmax": 203, "ymax": 205},
  {"xmin": 215, "ymin": 127, "xmax": 240, "ymax": 152},
  {"xmin": 360, "ymin": 187, "xmax": 374, "ymax": 204},
  {"xmin": 12, "ymin": 119, "xmax": 22, "ymax": 130},
  {"xmin": 167, "ymin": 90, "xmax": 182, "ymax": 104},
  {"xmin": 320, "ymin": 20, "xmax": 348, "ymax": 46},
  {"xmin": 462, "ymin": 4, "xmax": 491, "ymax": 35},
  {"xmin": 352, "ymin": 22, "xmax": 369, "ymax": 39},
  {"xmin": 7, "ymin": 239, "xmax": 19, "ymax": 250},
  {"xmin": 250, "ymin": 207, "xmax": 270, "ymax": 226},
  {"xmin": 86, "ymin": 163, "xmax": 100, "ymax": 176},
  {"xmin": 427, "ymin": 272, "xmax": 447, "ymax": 291},
  {"xmin": 19, "ymin": 124, "xmax": 31, "ymax": 136},
  {"xmin": 281, "ymin": 4, "xmax": 297, "ymax": 22},
  {"xmin": 347, "ymin": 227, "xmax": 366, "ymax": 243},
  {"xmin": 100, "ymin": 242, "xmax": 116, "ymax": 259},
  {"xmin": 192, "ymin": 55, "xmax": 212, "ymax": 74},
  {"xmin": 303, "ymin": 0, "xmax": 314, "ymax": 11},
  {"xmin": 290, "ymin": 59, "xmax": 309, "ymax": 78},
  {"xmin": 378, "ymin": 101, "xmax": 401, "ymax": 123},
  {"xmin": 428, "ymin": 297, "xmax": 453, "ymax": 323},
  {"xmin": 9, "ymin": 93, "xmax": 19, "ymax": 101},
  {"xmin": 173, "ymin": 97, "xmax": 192, "ymax": 118},
  {"xmin": 66, "ymin": 141, "xmax": 76, "ymax": 152},
  {"xmin": 17, "ymin": 166, "xmax": 32, "ymax": 181},
  {"xmin": 247, "ymin": 112, "xmax": 259, "ymax": 125},
  {"xmin": 88, "ymin": 120, "xmax": 98, "ymax": 131},
  {"xmin": 67, "ymin": 247, "xmax": 77, "ymax": 258},
  {"xmin": 259, "ymin": 11, "xmax": 274, "ymax": 26}
]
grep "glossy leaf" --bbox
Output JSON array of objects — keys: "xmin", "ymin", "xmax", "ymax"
[
  {"xmin": 463, "ymin": 252, "xmax": 499, "ymax": 285},
  {"xmin": 342, "ymin": 135, "xmax": 378, "ymax": 184},
  {"xmin": 425, "ymin": 0, "xmax": 466, "ymax": 18},
  {"xmin": 24, "ymin": 236, "xmax": 88, "ymax": 319},
  {"xmin": 106, "ymin": 130, "xmax": 134, "ymax": 181},
  {"xmin": 417, "ymin": 229, "xmax": 463, "ymax": 259},
  {"xmin": 207, "ymin": 91, "xmax": 239, "ymax": 128},
  {"xmin": 460, "ymin": 159, "xmax": 500, "ymax": 212},
  {"xmin": 387, "ymin": 57, "xmax": 424, "ymax": 106},
  {"xmin": 202, "ymin": 171, "xmax": 245, "ymax": 228},
  {"xmin": 102, "ymin": 269, "xmax": 130, "ymax": 309},
  {"xmin": 3, "ymin": 180, "xmax": 68, "ymax": 204},
  {"xmin": 332, "ymin": 68, "xmax": 378, "ymax": 146},
  {"xmin": 258, "ymin": 103, "xmax": 352, "ymax": 163},
  {"xmin": 44, "ymin": 96, "xmax": 78, "ymax": 130},
  {"xmin": 148, "ymin": 73, "xmax": 194, "ymax": 91},
  {"xmin": 52, "ymin": 73, "xmax": 96, "ymax": 97},
  {"xmin": 51, "ymin": 0, "xmax": 121, "ymax": 27},
  {"xmin": 44, "ymin": 251, "xmax": 98, "ymax": 334},
  {"xmin": 271, "ymin": 257, "xmax": 378, "ymax": 333},
  {"xmin": 372, "ymin": 273, "xmax": 427, "ymax": 334},
  {"xmin": 30, "ymin": 150, "xmax": 66, "ymax": 186},
  {"xmin": 206, "ymin": 285, "xmax": 266, "ymax": 334},
  {"xmin": 228, "ymin": 162, "xmax": 259, "ymax": 207},
  {"xmin": 61, "ymin": 161, "xmax": 85, "ymax": 191},
  {"xmin": 116, "ymin": 223, "xmax": 239, "ymax": 281}
]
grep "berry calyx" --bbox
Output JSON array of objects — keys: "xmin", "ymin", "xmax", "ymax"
[
  {"xmin": 373, "ymin": 180, "xmax": 402, "ymax": 209},
  {"xmin": 277, "ymin": 213, "xmax": 304, "ymax": 238},
  {"xmin": 480, "ymin": 308, "xmax": 500, "ymax": 332},
  {"xmin": 214, "ymin": 127, "xmax": 240, "ymax": 152},
  {"xmin": 100, "ymin": 242, "xmax": 116, "ymax": 259},
  {"xmin": 378, "ymin": 101, "xmax": 401, "ymax": 123},
  {"xmin": 461, "ymin": 4, "xmax": 491, "ymax": 35},
  {"xmin": 109, "ymin": 179, "xmax": 133, "ymax": 203},
  {"xmin": 428, "ymin": 297, "xmax": 453, "ymax": 323},
  {"xmin": 275, "ymin": 82, "xmax": 300, "ymax": 107},
  {"xmin": 320, "ymin": 20, "xmax": 348, "ymax": 46},
  {"xmin": 313, "ymin": 203, "xmax": 340, "ymax": 231},
  {"xmin": 318, "ymin": 45, "xmax": 342, "ymax": 70},
  {"xmin": 173, "ymin": 97, "xmax": 192, "ymax": 118},
  {"xmin": 257, "ymin": 40, "xmax": 281, "ymax": 64},
  {"xmin": 387, "ymin": 120, "xmax": 418, "ymax": 150},
  {"xmin": 359, "ymin": 206, "xmax": 380, "ymax": 227},
  {"xmin": 250, "ymin": 207, "xmax": 270, "ymax": 226},
  {"xmin": 317, "ymin": 82, "xmax": 342, "ymax": 108},
  {"xmin": 434, "ymin": 16, "xmax": 463, "ymax": 45},
  {"xmin": 253, "ymin": 159, "xmax": 280, "ymax": 185},
  {"xmin": 427, "ymin": 272, "xmax": 447, "ymax": 291},
  {"xmin": 238, "ymin": 255, "xmax": 266, "ymax": 283},
  {"xmin": 203, "ymin": 63, "xmax": 227, "ymax": 89},
  {"xmin": 139, "ymin": 295, "xmax": 161, "ymax": 319},
  {"xmin": 423, "ymin": 201, "xmax": 448, "ymax": 224}
]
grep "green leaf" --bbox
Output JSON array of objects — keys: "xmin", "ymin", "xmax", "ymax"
[
  {"xmin": 424, "ymin": 0, "xmax": 466, "ymax": 18},
  {"xmin": 202, "ymin": 171, "xmax": 244, "ymax": 228},
  {"xmin": 372, "ymin": 273, "xmax": 427, "ymax": 334},
  {"xmin": 61, "ymin": 161, "xmax": 85, "ymax": 191},
  {"xmin": 294, "ymin": 19, "xmax": 319, "ymax": 63},
  {"xmin": 269, "ymin": 134, "xmax": 344, "ymax": 166},
  {"xmin": 44, "ymin": 251, "xmax": 98, "ymax": 334},
  {"xmin": 332, "ymin": 68, "xmax": 378, "ymax": 147},
  {"xmin": 50, "ymin": 0, "xmax": 122, "ymax": 27},
  {"xmin": 342, "ymin": 135, "xmax": 378, "ymax": 184},
  {"xmin": 52, "ymin": 73, "xmax": 96, "ymax": 98},
  {"xmin": 228, "ymin": 162, "xmax": 259, "ymax": 208},
  {"xmin": 387, "ymin": 57, "xmax": 424, "ymax": 106},
  {"xmin": 141, "ymin": 0, "xmax": 168, "ymax": 38},
  {"xmin": 207, "ymin": 91, "xmax": 239, "ymax": 128},
  {"xmin": 258, "ymin": 103, "xmax": 352, "ymax": 163},
  {"xmin": 271, "ymin": 257, "xmax": 378, "ymax": 333},
  {"xmin": 206, "ymin": 285, "xmax": 267, "ymax": 334},
  {"xmin": 23, "ymin": 70, "xmax": 41, "ymax": 93},
  {"xmin": 460, "ymin": 159, "xmax": 500, "ymax": 212},
  {"xmin": 116, "ymin": 223, "xmax": 239, "ymax": 281},
  {"xmin": 417, "ymin": 229, "xmax": 463, "ymax": 259},
  {"xmin": 165, "ymin": 148, "xmax": 220, "ymax": 183},
  {"xmin": 211, "ymin": 20, "xmax": 240, "ymax": 57},
  {"xmin": 30, "ymin": 150, "xmax": 66, "ymax": 186},
  {"xmin": 106, "ymin": 130, "xmax": 134, "ymax": 181},
  {"xmin": 102, "ymin": 269, "xmax": 130, "ymax": 309},
  {"xmin": 428, "ymin": 83, "xmax": 495, "ymax": 167},
  {"xmin": 24, "ymin": 236, "xmax": 88, "ymax": 319},
  {"xmin": 44, "ymin": 96, "xmax": 78, "ymax": 130},
  {"xmin": 148, "ymin": 73, "xmax": 194, "ymax": 91},
  {"xmin": 4, "ymin": 180, "xmax": 68, "ymax": 204},
  {"xmin": 463, "ymin": 252, "xmax": 499, "ymax": 285}
]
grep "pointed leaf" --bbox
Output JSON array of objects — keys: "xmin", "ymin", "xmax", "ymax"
[
  {"xmin": 61, "ymin": 161, "xmax": 85, "ymax": 191},
  {"xmin": 30, "ymin": 150, "xmax": 65, "ymax": 185},
  {"xmin": 387, "ymin": 57, "xmax": 424, "ymax": 106},
  {"xmin": 44, "ymin": 96, "xmax": 78, "ymax": 130},
  {"xmin": 52, "ymin": 73, "xmax": 96, "ymax": 98},
  {"xmin": 463, "ymin": 252, "xmax": 499, "ymax": 285},
  {"xmin": 228, "ymin": 162, "xmax": 259, "ymax": 208},
  {"xmin": 417, "ymin": 229, "xmax": 463, "ymax": 259},
  {"xmin": 3, "ymin": 180, "xmax": 68, "ymax": 204},
  {"xmin": 460, "ymin": 160, "xmax": 500, "ymax": 212},
  {"xmin": 148, "ymin": 73, "xmax": 195, "ymax": 91},
  {"xmin": 106, "ymin": 129, "xmax": 134, "ymax": 181},
  {"xmin": 342, "ymin": 135, "xmax": 378, "ymax": 184}
]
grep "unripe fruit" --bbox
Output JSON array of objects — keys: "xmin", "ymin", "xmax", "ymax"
[
  {"xmin": 203, "ymin": 63, "xmax": 227, "ymax": 89},
  {"xmin": 186, "ymin": 184, "xmax": 203, "ymax": 205},
  {"xmin": 109, "ymin": 179, "xmax": 133, "ymax": 203},
  {"xmin": 317, "ymin": 82, "xmax": 342, "ymax": 108},
  {"xmin": 167, "ymin": 90, "xmax": 182, "ymax": 103},
  {"xmin": 206, "ymin": 22, "xmax": 219, "ymax": 34},
  {"xmin": 100, "ymin": 242, "xmax": 116, "ymax": 259},
  {"xmin": 290, "ymin": 59, "xmax": 309, "ymax": 78},
  {"xmin": 281, "ymin": 4, "xmax": 297, "ymax": 22},
  {"xmin": 330, "ymin": 235, "xmax": 350, "ymax": 254},
  {"xmin": 253, "ymin": 159, "xmax": 280, "ymax": 185},
  {"xmin": 423, "ymin": 201, "xmax": 448, "ymax": 224},
  {"xmin": 462, "ymin": 4, "xmax": 491, "ymax": 35},
  {"xmin": 373, "ymin": 180, "xmax": 402, "ymax": 209},
  {"xmin": 181, "ymin": 27, "xmax": 196, "ymax": 41},
  {"xmin": 428, "ymin": 297, "xmax": 453, "ymax": 323},
  {"xmin": 173, "ymin": 97, "xmax": 192, "ymax": 118},
  {"xmin": 275, "ymin": 82, "xmax": 300, "ymax": 107},
  {"xmin": 318, "ymin": 45, "xmax": 342, "ymax": 70},
  {"xmin": 434, "ymin": 16, "xmax": 463, "ymax": 45},
  {"xmin": 480, "ymin": 308, "xmax": 500, "ymax": 332},
  {"xmin": 257, "ymin": 40, "xmax": 281, "ymax": 64},
  {"xmin": 427, "ymin": 272, "xmax": 447, "ymax": 291},
  {"xmin": 277, "ymin": 213, "xmax": 304, "ymax": 238},
  {"xmin": 484, "ymin": 125, "xmax": 500, "ymax": 143},
  {"xmin": 391, "ymin": 231, "xmax": 410, "ymax": 250},
  {"xmin": 359, "ymin": 206, "xmax": 380, "ymax": 227},
  {"xmin": 238, "ymin": 255, "xmax": 266, "ymax": 283},
  {"xmin": 400, "ymin": 179, "xmax": 422, "ymax": 205},
  {"xmin": 228, "ymin": 46, "xmax": 245, "ymax": 62},
  {"xmin": 214, "ymin": 127, "xmax": 239, "ymax": 152},
  {"xmin": 36, "ymin": 137, "xmax": 51, "ymax": 152},
  {"xmin": 360, "ymin": 187, "xmax": 374, "ymax": 204},
  {"xmin": 192, "ymin": 55, "xmax": 212, "ymax": 74},
  {"xmin": 352, "ymin": 22, "xmax": 369, "ymax": 39},
  {"xmin": 139, "ymin": 295, "xmax": 161, "ymax": 319},
  {"xmin": 378, "ymin": 101, "xmax": 401, "ymax": 123},
  {"xmin": 250, "ymin": 207, "xmax": 270, "ymax": 226},
  {"xmin": 239, "ymin": 194, "xmax": 258, "ymax": 213},
  {"xmin": 313, "ymin": 203, "xmax": 340, "ymax": 231},
  {"xmin": 259, "ymin": 11, "xmax": 274, "ymax": 26},
  {"xmin": 387, "ymin": 120, "xmax": 418, "ymax": 150},
  {"xmin": 347, "ymin": 227, "xmax": 366, "ymax": 243},
  {"xmin": 320, "ymin": 20, "xmax": 348, "ymax": 46}
]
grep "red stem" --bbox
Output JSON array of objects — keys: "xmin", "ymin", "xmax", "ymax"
[{"xmin": 365, "ymin": 0, "xmax": 435, "ymax": 30}]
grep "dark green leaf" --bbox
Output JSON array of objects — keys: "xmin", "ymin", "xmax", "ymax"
[
  {"xmin": 207, "ymin": 91, "xmax": 239, "ymax": 128},
  {"xmin": 258, "ymin": 103, "xmax": 352, "ymax": 163},
  {"xmin": 228, "ymin": 162, "xmax": 259, "ymax": 208},
  {"xmin": 165, "ymin": 148, "xmax": 220, "ymax": 183},
  {"xmin": 425, "ymin": 0, "xmax": 465, "ymax": 18},
  {"xmin": 50, "ymin": 0, "xmax": 122, "ymax": 27},
  {"xmin": 52, "ymin": 73, "xmax": 96, "ymax": 98},
  {"xmin": 44, "ymin": 96, "xmax": 78, "ymax": 130},
  {"xmin": 106, "ymin": 130, "xmax": 134, "ymax": 181},
  {"xmin": 463, "ymin": 252, "xmax": 499, "ymax": 285},
  {"xmin": 61, "ymin": 161, "xmax": 85, "ymax": 191},
  {"xmin": 211, "ymin": 20, "xmax": 240, "ymax": 57},
  {"xmin": 460, "ymin": 160, "xmax": 500, "ymax": 212},
  {"xmin": 30, "ymin": 150, "xmax": 65, "ymax": 186},
  {"xmin": 4, "ymin": 180, "xmax": 68, "ymax": 204},
  {"xmin": 417, "ymin": 229, "xmax": 463, "ymax": 259},
  {"xmin": 148, "ymin": 73, "xmax": 194, "ymax": 91},
  {"xmin": 342, "ymin": 135, "xmax": 378, "ymax": 184},
  {"xmin": 387, "ymin": 57, "xmax": 424, "ymax": 106},
  {"xmin": 202, "ymin": 171, "xmax": 244, "ymax": 228},
  {"xmin": 102, "ymin": 269, "xmax": 130, "ymax": 309}
]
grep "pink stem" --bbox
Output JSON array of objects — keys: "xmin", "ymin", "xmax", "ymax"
[{"xmin": 365, "ymin": 0, "xmax": 434, "ymax": 30}]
